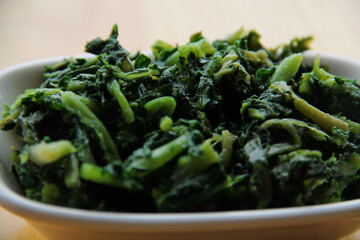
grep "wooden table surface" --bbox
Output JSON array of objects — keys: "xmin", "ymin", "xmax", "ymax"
[{"xmin": 0, "ymin": 0, "xmax": 360, "ymax": 239}]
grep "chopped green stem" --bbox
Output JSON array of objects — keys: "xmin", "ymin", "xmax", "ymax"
[
  {"xmin": 29, "ymin": 140, "xmax": 76, "ymax": 166},
  {"xmin": 260, "ymin": 119, "xmax": 302, "ymax": 156},
  {"xmin": 225, "ymin": 26, "xmax": 247, "ymax": 44},
  {"xmin": 344, "ymin": 118, "xmax": 360, "ymax": 135},
  {"xmin": 61, "ymin": 91, "xmax": 121, "ymax": 162},
  {"xmin": 64, "ymin": 155, "xmax": 80, "ymax": 189},
  {"xmin": 80, "ymin": 163, "xmax": 129, "ymax": 188},
  {"xmin": 220, "ymin": 130, "xmax": 235, "ymax": 166},
  {"xmin": 8, "ymin": 88, "xmax": 60, "ymax": 111},
  {"xmin": 107, "ymin": 80, "xmax": 135, "ymax": 124},
  {"xmin": 121, "ymin": 69, "xmax": 160, "ymax": 80},
  {"xmin": 271, "ymin": 81, "xmax": 349, "ymax": 133},
  {"xmin": 148, "ymin": 134, "xmax": 188, "ymax": 170},
  {"xmin": 127, "ymin": 133, "xmax": 189, "ymax": 174},
  {"xmin": 1, "ymin": 88, "xmax": 61, "ymax": 129},
  {"xmin": 294, "ymin": 98, "xmax": 348, "ymax": 132},
  {"xmin": 165, "ymin": 39, "xmax": 216, "ymax": 65},
  {"xmin": 177, "ymin": 138, "xmax": 220, "ymax": 175},
  {"xmin": 144, "ymin": 96, "xmax": 176, "ymax": 120},
  {"xmin": 269, "ymin": 53, "xmax": 303, "ymax": 83},
  {"xmin": 159, "ymin": 116, "xmax": 173, "ymax": 131}
]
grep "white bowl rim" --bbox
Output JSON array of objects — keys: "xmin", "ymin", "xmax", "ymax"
[{"xmin": 0, "ymin": 51, "xmax": 360, "ymax": 232}]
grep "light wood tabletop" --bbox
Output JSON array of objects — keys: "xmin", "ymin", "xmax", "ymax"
[{"xmin": 0, "ymin": 0, "xmax": 360, "ymax": 239}]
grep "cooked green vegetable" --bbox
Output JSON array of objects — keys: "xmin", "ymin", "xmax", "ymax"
[
  {"xmin": 2, "ymin": 24, "xmax": 360, "ymax": 212},
  {"xmin": 29, "ymin": 140, "xmax": 76, "ymax": 166},
  {"xmin": 144, "ymin": 96, "xmax": 176, "ymax": 121},
  {"xmin": 106, "ymin": 79, "xmax": 135, "ymax": 124},
  {"xmin": 271, "ymin": 81, "xmax": 350, "ymax": 132},
  {"xmin": 269, "ymin": 53, "xmax": 303, "ymax": 84}
]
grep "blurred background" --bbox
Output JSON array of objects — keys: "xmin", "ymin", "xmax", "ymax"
[
  {"xmin": 0, "ymin": 0, "xmax": 360, "ymax": 70},
  {"xmin": 0, "ymin": 0, "xmax": 360, "ymax": 239}
]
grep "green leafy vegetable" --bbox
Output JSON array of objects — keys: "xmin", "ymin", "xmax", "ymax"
[
  {"xmin": 29, "ymin": 140, "xmax": 76, "ymax": 166},
  {"xmin": 269, "ymin": 53, "xmax": 303, "ymax": 84},
  {"xmin": 2, "ymin": 24, "xmax": 360, "ymax": 213}
]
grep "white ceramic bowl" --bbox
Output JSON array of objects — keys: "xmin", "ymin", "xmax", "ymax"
[{"xmin": 1, "ymin": 52, "xmax": 360, "ymax": 240}]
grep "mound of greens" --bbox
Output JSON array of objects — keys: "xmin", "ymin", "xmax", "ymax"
[{"xmin": 2, "ymin": 25, "xmax": 360, "ymax": 212}]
